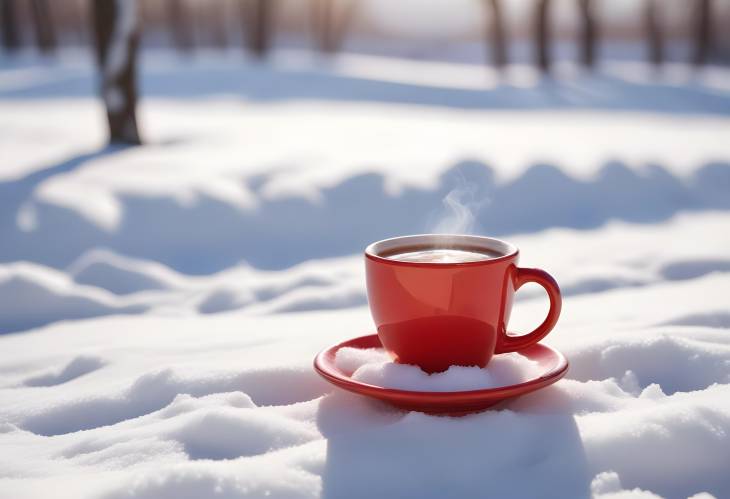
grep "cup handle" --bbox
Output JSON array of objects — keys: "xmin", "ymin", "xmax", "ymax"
[{"xmin": 495, "ymin": 267, "xmax": 562, "ymax": 354}]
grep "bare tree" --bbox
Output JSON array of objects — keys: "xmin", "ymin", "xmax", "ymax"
[
  {"xmin": 1, "ymin": 0, "xmax": 21, "ymax": 52},
  {"xmin": 311, "ymin": 0, "xmax": 355, "ymax": 54},
  {"xmin": 241, "ymin": 0, "xmax": 274, "ymax": 58},
  {"xmin": 534, "ymin": 0, "xmax": 551, "ymax": 72},
  {"xmin": 578, "ymin": 0, "xmax": 596, "ymax": 68},
  {"xmin": 30, "ymin": 0, "xmax": 56, "ymax": 53},
  {"xmin": 484, "ymin": 0, "xmax": 506, "ymax": 68},
  {"xmin": 91, "ymin": 0, "xmax": 141, "ymax": 145},
  {"xmin": 644, "ymin": 0, "xmax": 663, "ymax": 66},
  {"xmin": 692, "ymin": 0, "xmax": 712, "ymax": 65},
  {"xmin": 167, "ymin": 0, "xmax": 193, "ymax": 52}
]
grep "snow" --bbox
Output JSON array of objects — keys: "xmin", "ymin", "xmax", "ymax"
[
  {"xmin": 336, "ymin": 347, "xmax": 544, "ymax": 391},
  {"xmin": 1, "ymin": 48, "xmax": 729, "ymax": 498},
  {"xmin": 590, "ymin": 471, "xmax": 664, "ymax": 499}
]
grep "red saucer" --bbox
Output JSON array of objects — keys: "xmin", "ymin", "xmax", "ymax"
[{"xmin": 314, "ymin": 334, "xmax": 568, "ymax": 415}]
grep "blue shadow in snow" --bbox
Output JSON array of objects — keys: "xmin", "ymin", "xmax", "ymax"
[
  {"xmin": 0, "ymin": 155, "xmax": 729, "ymax": 273},
  {"xmin": 1, "ymin": 60, "xmax": 730, "ymax": 115}
]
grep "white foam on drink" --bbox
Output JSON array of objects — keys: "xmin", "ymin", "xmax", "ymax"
[
  {"xmin": 335, "ymin": 347, "xmax": 542, "ymax": 392},
  {"xmin": 389, "ymin": 248, "xmax": 490, "ymax": 263}
]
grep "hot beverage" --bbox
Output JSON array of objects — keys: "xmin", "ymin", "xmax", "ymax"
[{"xmin": 384, "ymin": 247, "xmax": 501, "ymax": 264}]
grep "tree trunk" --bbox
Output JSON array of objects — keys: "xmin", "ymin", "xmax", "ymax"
[
  {"xmin": 242, "ymin": 0, "xmax": 273, "ymax": 58},
  {"xmin": 208, "ymin": 0, "xmax": 228, "ymax": 48},
  {"xmin": 486, "ymin": 0, "xmax": 507, "ymax": 68},
  {"xmin": 56, "ymin": 0, "xmax": 87, "ymax": 45},
  {"xmin": 578, "ymin": 0, "xmax": 596, "ymax": 68},
  {"xmin": 331, "ymin": 0, "xmax": 356, "ymax": 53},
  {"xmin": 91, "ymin": 0, "xmax": 141, "ymax": 145},
  {"xmin": 167, "ymin": 0, "xmax": 193, "ymax": 52},
  {"xmin": 311, "ymin": 0, "xmax": 354, "ymax": 54},
  {"xmin": 692, "ymin": 0, "xmax": 712, "ymax": 65},
  {"xmin": 644, "ymin": 0, "xmax": 663, "ymax": 66},
  {"xmin": 311, "ymin": 0, "xmax": 329, "ymax": 53},
  {"xmin": 534, "ymin": 0, "xmax": 551, "ymax": 72},
  {"xmin": 1, "ymin": 0, "xmax": 21, "ymax": 52},
  {"xmin": 30, "ymin": 0, "xmax": 56, "ymax": 53}
]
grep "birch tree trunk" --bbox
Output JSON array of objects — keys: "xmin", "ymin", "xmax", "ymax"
[
  {"xmin": 1, "ymin": 0, "xmax": 21, "ymax": 52},
  {"xmin": 91, "ymin": 0, "xmax": 141, "ymax": 145}
]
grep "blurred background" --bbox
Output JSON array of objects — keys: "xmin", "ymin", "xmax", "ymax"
[
  {"xmin": 3, "ymin": 0, "xmax": 730, "ymax": 62},
  {"xmin": 1, "ymin": 0, "xmax": 729, "ymax": 332}
]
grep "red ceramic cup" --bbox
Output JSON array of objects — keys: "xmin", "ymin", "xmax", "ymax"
[{"xmin": 365, "ymin": 235, "xmax": 562, "ymax": 373}]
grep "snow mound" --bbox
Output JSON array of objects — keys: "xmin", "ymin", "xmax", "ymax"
[
  {"xmin": 1, "ymin": 278, "xmax": 728, "ymax": 498},
  {"xmin": 0, "ymin": 211, "xmax": 727, "ymax": 334},
  {"xmin": 99, "ymin": 462, "xmax": 320, "ymax": 499},
  {"xmin": 68, "ymin": 248, "xmax": 181, "ymax": 295},
  {"xmin": 566, "ymin": 331, "xmax": 730, "ymax": 395},
  {"xmin": 0, "ymin": 263, "xmax": 147, "ymax": 334},
  {"xmin": 336, "ymin": 347, "xmax": 543, "ymax": 391},
  {"xmin": 8, "ymin": 157, "xmax": 730, "ymax": 273},
  {"xmin": 169, "ymin": 406, "xmax": 319, "ymax": 460},
  {"xmin": 333, "ymin": 347, "xmax": 386, "ymax": 373},
  {"xmin": 20, "ymin": 365, "xmax": 329, "ymax": 437},
  {"xmin": 24, "ymin": 355, "xmax": 106, "ymax": 387},
  {"xmin": 591, "ymin": 471, "xmax": 664, "ymax": 499}
]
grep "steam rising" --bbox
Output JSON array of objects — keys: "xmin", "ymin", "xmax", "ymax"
[
  {"xmin": 431, "ymin": 178, "xmax": 485, "ymax": 235},
  {"xmin": 433, "ymin": 188, "xmax": 476, "ymax": 234}
]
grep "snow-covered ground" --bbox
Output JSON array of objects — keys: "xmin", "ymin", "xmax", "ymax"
[{"xmin": 1, "ymin": 51, "xmax": 729, "ymax": 498}]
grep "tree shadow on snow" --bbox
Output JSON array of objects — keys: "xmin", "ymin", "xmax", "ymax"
[
  {"xmin": 4, "ymin": 62, "xmax": 730, "ymax": 116},
  {"xmin": 316, "ymin": 391, "xmax": 591, "ymax": 499},
  {"xmin": 0, "ymin": 157, "xmax": 729, "ymax": 273},
  {"xmin": 0, "ymin": 146, "xmax": 145, "ymax": 335},
  {"xmin": 0, "ymin": 145, "xmax": 130, "ymax": 236}
]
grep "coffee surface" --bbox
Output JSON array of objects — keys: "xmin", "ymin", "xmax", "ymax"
[{"xmin": 385, "ymin": 248, "xmax": 499, "ymax": 263}]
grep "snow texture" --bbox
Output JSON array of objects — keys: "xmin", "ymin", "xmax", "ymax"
[
  {"xmin": 336, "ymin": 347, "xmax": 543, "ymax": 391},
  {"xmin": 1, "ymin": 49, "xmax": 729, "ymax": 499}
]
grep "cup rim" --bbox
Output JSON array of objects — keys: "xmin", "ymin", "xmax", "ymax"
[{"xmin": 365, "ymin": 234, "xmax": 519, "ymax": 267}]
